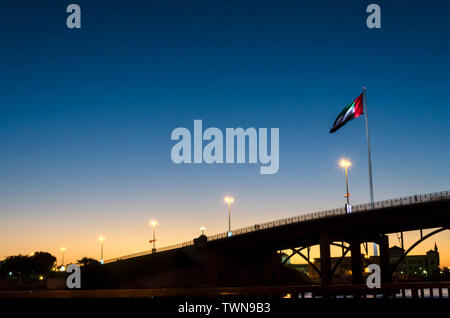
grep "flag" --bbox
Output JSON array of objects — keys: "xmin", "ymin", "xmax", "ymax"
[{"xmin": 329, "ymin": 93, "xmax": 364, "ymax": 133}]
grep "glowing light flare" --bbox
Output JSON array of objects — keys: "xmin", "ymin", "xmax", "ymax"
[
  {"xmin": 224, "ymin": 196, "xmax": 235, "ymax": 204},
  {"xmin": 339, "ymin": 159, "xmax": 351, "ymax": 168}
]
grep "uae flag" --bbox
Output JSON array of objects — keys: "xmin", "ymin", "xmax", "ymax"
[{"xmin": 329, "ymin": 93, "xmax": 364, "ymax": 133}]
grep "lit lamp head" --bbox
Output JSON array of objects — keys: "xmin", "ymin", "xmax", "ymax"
[
  {"xmin": 98, "ymin": 236, "xmax": 105, "ymax": 242},
  {"xmin": 200, "ymin": 226, "xmax": 206, "ymax": 235},
  {"xmin": 224, "ymin": 196, "xmax": 234, "ymax": 204},
  {"xmin": 150, "ymin": 220, "xmax": 158, "ymax": 227},
  {"xmin": 60, "ymin": 247, "xmax": 66, "ymax": 252},
  {"xmin": 339, "ymin": 159, "xmax": 351, "ymax": 168}
]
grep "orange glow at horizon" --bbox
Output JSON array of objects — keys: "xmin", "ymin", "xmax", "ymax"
[{"xmin": 1, "ymin": 198, "xmax": 449, "ymax": 268}]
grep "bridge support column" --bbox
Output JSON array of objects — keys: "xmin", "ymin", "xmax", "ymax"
[
  {"xmin": 320, "ymin": 234, "xmax": 331, "ymax": 285},
  {"xmin": 350, "ymin": 240, "xmax": 362, "ymax": 284},
  {"xmin": 378, "ymin": 235, "xmax": 391, "ymax": 283}
]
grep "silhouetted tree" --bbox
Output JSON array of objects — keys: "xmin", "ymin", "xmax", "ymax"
[
  {"xmin": 30, "ymin": 252, "xmax": 56, "ymax": 275},
  {"xmin": 0, "ymin": 252, "xmax": 56, "ymax": 279},
  {"xmin": 77, "ymin": 257, "xmax": 100, "ymax": 267},
  {"xmin": 0, "ymin": 255, "xmax": 31, "ymax": 277}
]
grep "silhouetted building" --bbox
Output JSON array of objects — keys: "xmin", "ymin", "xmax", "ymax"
[
  {"xmin": 388, "ymin": 243, "xmax": 440, "ymax": 276},
  {"xmin": 308, "ymin": 255, "xmax": 369, "ymax": 281},
  {"xmin": 288, "ymin": 264, "xmax": 309, "ymax": 276}
]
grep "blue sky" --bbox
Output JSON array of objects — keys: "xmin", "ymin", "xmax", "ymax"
[{"xmin": 0, "ymin": 0, "xmax": 449, "ymax": 263}]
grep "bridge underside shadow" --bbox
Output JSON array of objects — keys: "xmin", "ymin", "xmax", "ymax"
[{"xmin": 102, "ymin": 236, "xmax": 311, "ymax": 289}]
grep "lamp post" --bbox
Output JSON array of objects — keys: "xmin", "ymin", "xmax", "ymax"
[
  {"xmin": 339, "ymin": 159, "xmax": 352, "ymax": 213},
  {"xmin": 224, "ymin": 196, "xmax": 234, "ymax": 235},
  {"xmin": 60, "ymin": 247, "xmax": 66, "ymax": 267},
  {"xmin": 200, "ymin": 226, "xmax": 206, "ymax": 236},
  {"xmin": 150, "ymin": 220, "xmax": 158, "ymax": 253},
  {"xmin": 98, "ymin": 236, "xmax": 105, "ymax": 263}
]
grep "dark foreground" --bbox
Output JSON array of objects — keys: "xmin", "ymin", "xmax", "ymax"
[
  {"xmin": 1, "ymin": 282, "xmax": 449, "ymax": 298},
  {"xmin": 0, "ymin": 282, "xmax": 448, "ymax": 315},
  {"xmin": 0, "ymin": 296, "xmax": 448, "ymax": 316}
]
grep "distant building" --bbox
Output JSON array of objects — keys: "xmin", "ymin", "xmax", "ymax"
[
  {"xmin": 308, "ymin": 256, "xmax": 370, "ymax": 281},
  {"xmin": 288, "ymin": 264, "xmax": 309, "ymax": 276},
  {"xmin": 388, "ymin": 243, "xmax": 440, "ymax": 276}
]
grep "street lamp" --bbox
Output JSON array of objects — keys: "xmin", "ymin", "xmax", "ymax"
[
  {"xmin": 339, "ymin": 159, "xmax": 352, "ymax": 213},
  {"xmin": 60, "ymin": 247, "xmax": 66, "ymax": 266},
  {"xmin": 98, "ymin": 236, "xmax": 105, "ymax": 263},
  {"xmin": 224, "ymin": 196, "xmax": 234, "ymax": 235},
  {"xmin": 200, "ymin": 226, "xmax": 206, "ymax": 236},
  {"xmin": 150, "ymin": 220, "xmax": 158, "ymax": 253}
]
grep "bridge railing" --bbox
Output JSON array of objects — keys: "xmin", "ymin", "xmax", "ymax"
[
  {"xmin": 103, "ymin": 190, "xmax": 449, "ymax": 264},
  {"xmin": 351, "ymin": 190, "xmax": 450, "ymax": 212},
  {"xmin": 103, "ymin": 240, "xmax": 194, "ymax": 264},
  {"xmin": 207, "ymin": 190, "xmax": 450, "ymax": 243}
]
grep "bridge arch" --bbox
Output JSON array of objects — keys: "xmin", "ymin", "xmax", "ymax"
[
  {"xmin": 274, "ymin": 247, "xmax": 321, "ymax": 281},
  {"xmin": 275, "ymin": 242, "xmax": 354, "ymax": 283},
  {"xmin": 328, "ymin": 242, "xmax": 351, "ymax": 280}
]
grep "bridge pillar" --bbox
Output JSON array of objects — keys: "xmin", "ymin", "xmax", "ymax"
[
  {"xmin": 319, "ymin": 234, "xmax": 331, "ymax": 285},
  {"xmin": 350, "ymin": 240, "xmax": 362, "ymax": 284},
  {"xmin": 378, "ymin": 235, "xmax": 391, "ymax": 283}
]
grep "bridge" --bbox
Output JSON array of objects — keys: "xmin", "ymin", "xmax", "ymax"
[{"xmin": 99, "ymin": 191, "xmax": 450, "ymax": 289}]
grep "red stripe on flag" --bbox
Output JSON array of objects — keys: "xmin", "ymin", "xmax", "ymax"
[{"xmin": 354, "ymin": 93, "xmax": 364, "ymax": 118}]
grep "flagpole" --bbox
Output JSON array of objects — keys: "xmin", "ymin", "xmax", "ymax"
[
  {"xmin": 363, "ymin": 86, "xmax": 377, "ymax": 255},
  {"xmin": 363, "ymin": 87, "xmax": 374, "ymax": 205}
]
